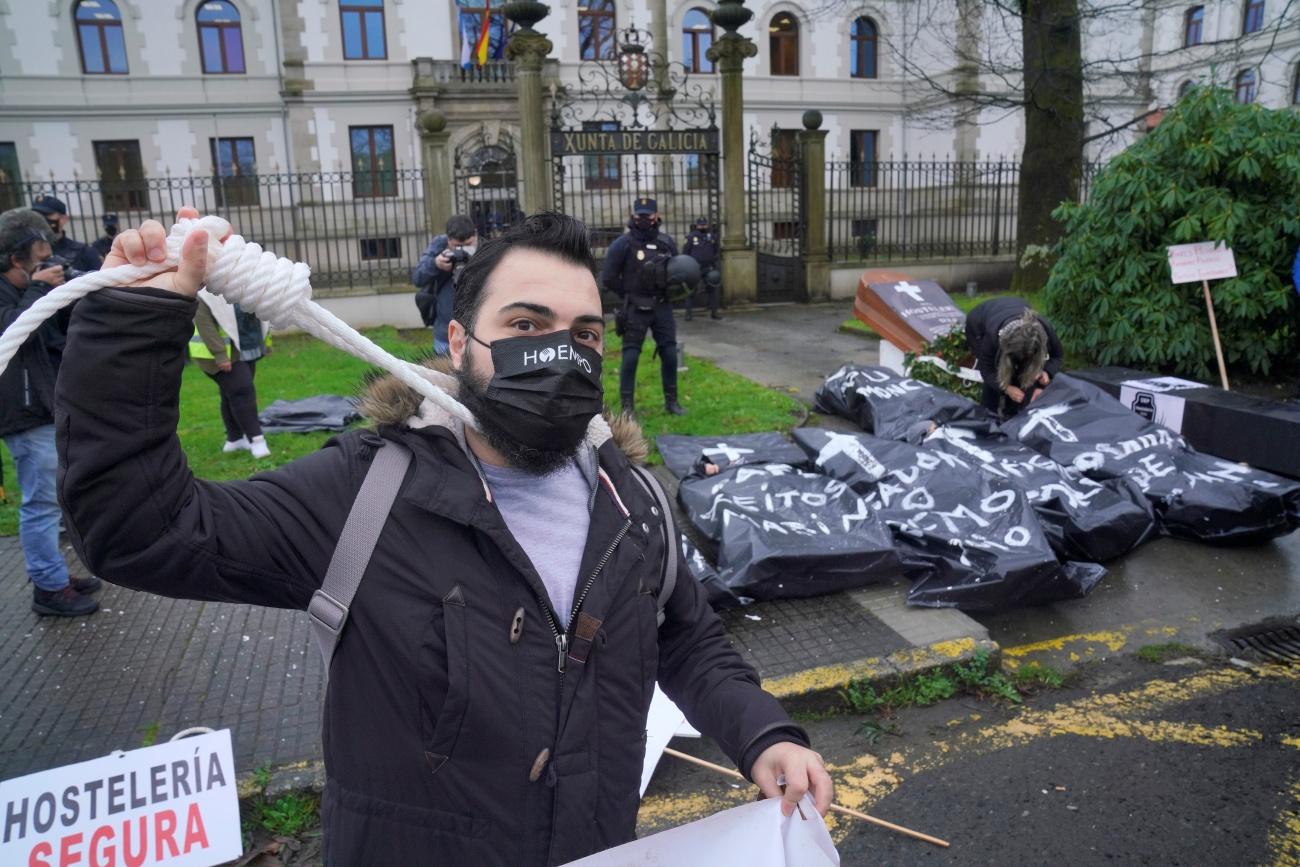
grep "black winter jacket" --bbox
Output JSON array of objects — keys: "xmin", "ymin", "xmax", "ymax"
[
  {"xmin": 56, "ymin": 287, "xmax": 808, "ymax": 866},
  {"xmin": 0, "ymin": 274, "xmax": 60, "ymax": 437},
  {"xmin": 964, "ymin": 296, "xmax": 1064, "ymax": 392}
]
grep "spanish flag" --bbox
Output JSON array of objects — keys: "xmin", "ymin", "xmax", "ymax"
[{"xmin": 473, "ymin": 1, "xmax": 492, "ymax": 66}]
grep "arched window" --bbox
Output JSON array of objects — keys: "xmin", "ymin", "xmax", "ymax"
[
  {"xmin": 340, "ymin": 0, "xmax": 387, "ymax": 60},
  {"xmin": 850, "ymin": 17, "xmax": 878, "ymax": 78},
  {"xmin": 1234, "ymin": 68, "xmax": 1257, "ymax": 103},
  {"xmin": 75, "ymin": 0, "xmax": 128, "ymax": 75},
  {"xmin": 683, "ymin": 8, "xmax": 714, "ymax": 74},
  {"xmin": 1242, "ymin": 0, "xmax": 1264, "ymax": 34},
  {"xmin": 1183, "ymin": 7, "xmax": 1203, "ymax": 46},
  {"xmin": 1177, "ymin": 79, "xmax": 1195, "ymax": 100},
  {"xmin": 579, "ymin": 0, "xmax": 617, "ymax": 61},
  {"xmin": 769, "ymin": 12, "xmax": 799, "ymax": 76},
  {"xmin": 198, "ymin": 1, "xmax": 245, "ymax": 74}
]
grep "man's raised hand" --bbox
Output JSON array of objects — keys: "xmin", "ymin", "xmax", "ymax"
[{"xmin": 102, "ymin": 206, "xmax": 231, "ymax": 298}]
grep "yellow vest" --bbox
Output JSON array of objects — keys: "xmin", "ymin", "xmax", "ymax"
[{"xmin": 189, "ymin": 326, "xmax": 222, "ymax": 361}]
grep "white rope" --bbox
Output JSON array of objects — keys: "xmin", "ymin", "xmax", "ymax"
[{"xmin": 0, "ymin": 215, "xmax": 479, "ymax": 431}]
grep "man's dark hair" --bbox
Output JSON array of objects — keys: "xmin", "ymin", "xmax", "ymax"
[
  {"xmin": 445, "ymin": 214, "xmax": 477, "ymax": 242},
  {"xmin": 452, "ymin": 211, "xmax": 596, "ymax": 333}
]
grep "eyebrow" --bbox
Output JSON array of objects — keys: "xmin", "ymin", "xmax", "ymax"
[{"xmin": 498, "ymin": 303, "xmax": 604, "ymax": 327}]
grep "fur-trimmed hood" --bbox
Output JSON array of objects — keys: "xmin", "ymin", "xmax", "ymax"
[{"xmin": 358, "ymin": 354, "xmax": 649, "ymax": 464}]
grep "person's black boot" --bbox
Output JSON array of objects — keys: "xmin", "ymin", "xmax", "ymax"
[
  {"xmin": 621, "ymin": 393, "xmax": 636, "ymax": 418},
  {"xmin": 664, "ymin": 395, "xmax": 686, "ymax": 415},
  {"xmin": 32, "ymin": 586, "xmax": 99, "ymax": 617}
]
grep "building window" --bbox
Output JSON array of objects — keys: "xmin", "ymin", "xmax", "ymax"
[
  {"xmin": 75, "ymin": 0, "xmax": 128, "ymax": 75},
  {"xmin": 683, "ymin": 8, "xmax": 714, "ymax": 74},
  {"xmin": 771, "ymin": 128, "xmax": 798, "ymax": 188},
  {"xmin": 211, "ymin": 137, "xmax": 258, "ymax": 206},
  {"xmin": 341, "ymin": 0, "xmax": 387, "ymax": 60},
  {"xmin": 349, "ymin": 126, "xmax": 397, "ymax": 197},
  {"xmin": 851, "ymin": 218, "xmax": 878, "ymax": 254},
  {"xmin": 850, "ymin": 130, "xmax": 879, "ymax": 188},
  {"xmin": 458, "ymin": 5, "xmax": 512, "ymax": 64},
  {"xmin": 1183, "ymin": 6, "xmax": 1203, "ymax": 46},
  {"xmin": 197, "ymin": 1, "xmax": 245, "ymax": 73},
  {"xmin": 769, "ymin": 13, "xmax": 799, "ymax": 76},
  {"xmin": 772, "ymin": 221, "xmax": 799, "ymax": 241},
  {"xmin": 1242, "ymin": 0, "xmax": 1264, "ymax": 33},
  {"xmin": 583, "ymin": 121, "xmax": 621, "ymax": 190},
  {"xmin": 1234, "ymin": 68, "xmax": 1257, "ymax": 103},
  {"xmin": 850, "ymin": 17, "xmax": 878, "ymax": 78},
  {"xmin": 579, "ymin": 0, "xmax": 617, "ymax": 61},
  {"xmin": 1177, "ymin": 79, "xmax": 1195, "ymax": 100},
  {"xmin": 0, "ymin": 143, "xmax": 21, "ymax": 212},
  {"xmin": 360, "ymin": 237, "xmax": 401, "ymax": 260},
  {"xmin": 684, "ymin": 153, "xmax": 715, "ymax": 190},
  {"xmin": 93, "ymin": 140, "xmax": 146, "ymax": 211}
]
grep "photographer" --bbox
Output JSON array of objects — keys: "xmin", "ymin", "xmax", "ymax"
[
  {"xmin": 684, "ymin": 216, "xmax": 722, "ymax": 321},
  {"xmin": 0, "ymin": 209, "xmax": 98, "ymax": 616},
  {"xmin": 413, "ymin": 215, "xmax": 477, "ymax": 354},
  {"xmin": 601, "ymin": 197, "xmax": 692, "ymax": 417},
  {"xmin": 31, "ymin": 195, "xmax": 102, "ymax": 273}
]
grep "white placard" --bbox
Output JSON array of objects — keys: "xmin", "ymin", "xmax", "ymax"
[
  {"xmin": 639, "ymin": 686, "xmax": 703, "ymax": 797},
  {"xmin": 1119, "ymin": 376, "xmax": 1204, "ymax": 433},
  {"xmin": 1167, "ymin": 242, "xmax": 1238, "ymax": 284},
  {"xmin": 562, "ymin": 794, "xmax": 840, "ymax": 867},
  {"xmin": 1, "ymin": 730, "xmax": 242, "ymax": 867}
]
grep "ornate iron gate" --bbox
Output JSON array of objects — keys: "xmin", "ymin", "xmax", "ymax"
[
  {"xmin": 453, "ymin": 125, "xmax": 520, "ymax": 238},
  {"xmin": 747, "ymin": 128, "xmax": 803, "ymax": 303},
  {"xmin": 548, "ymin": 24, "xmax": 720, "ymax": 256}
]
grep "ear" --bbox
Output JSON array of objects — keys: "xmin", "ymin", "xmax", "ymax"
[{"xmin": 448, "ymin": 319, "xmax": 468, "ymax": 370}]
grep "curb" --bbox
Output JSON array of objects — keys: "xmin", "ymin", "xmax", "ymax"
[{"xmin": 763, "ymin": 636, "xmax": 1003, "ymax": 714}]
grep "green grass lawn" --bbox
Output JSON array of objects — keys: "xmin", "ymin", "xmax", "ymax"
[{"xmin": 0, "ymin": 324, "xmax": 802, "ymax": 536}]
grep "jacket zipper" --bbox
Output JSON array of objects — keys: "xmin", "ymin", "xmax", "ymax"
[
  {"xmin": 532, "ymin": 517, "xmax": 632, "ymax": 675},
  {"xmin": 23, "ymin": 369, "xmax": 29, "ymax": 407}
]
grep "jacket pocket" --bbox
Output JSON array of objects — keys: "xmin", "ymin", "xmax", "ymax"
[{"xmin": 420, "ymin": 583, "xmax": 471, "ymax": 775}]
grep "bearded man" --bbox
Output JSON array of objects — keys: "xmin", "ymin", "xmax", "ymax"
[{"xmin": 56, "ymin": 208, "xmax": 832, "ymax": 865}]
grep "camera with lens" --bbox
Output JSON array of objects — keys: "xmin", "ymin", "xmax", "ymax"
[
  {"xmin": 34, "ymin": 254, "xmax": 85, "ymax": 283},
  {"xmin": 446, "ymin": 248, "xmax": 472, "ymax": 267}
]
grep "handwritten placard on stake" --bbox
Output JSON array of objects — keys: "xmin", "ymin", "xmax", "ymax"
[{"xmin": 1167, "ymin": 241, "xmax": 1237, "ymax": 284}]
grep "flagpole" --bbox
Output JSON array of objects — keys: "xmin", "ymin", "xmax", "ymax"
[{"xmin": 662, "ymin": 747, "xmax": 951, "ymax": 848}]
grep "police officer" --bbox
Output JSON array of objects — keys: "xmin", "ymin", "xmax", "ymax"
[
  {"xmin": 684, "ymin": 216, "xmax": 722, "ymax": 321},
  {"xmin": 601, "ymin": 197, "xmax": 685, "ymax": 417},
  {"xmin": 91, "ymin": 214, "xmax": 119, "ymax": 259},
  {"xmin": 30, "ymin": 195, "xmax": 103, "ymax": 273}
]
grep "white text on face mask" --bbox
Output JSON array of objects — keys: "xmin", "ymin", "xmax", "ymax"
[{"xmin": 522, "ymin": 342, "xmax": 592, "ymax": 374}]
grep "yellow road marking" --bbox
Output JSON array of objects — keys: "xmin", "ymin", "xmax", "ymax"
[
  {"xmin": 1268, "ymin": 775, "xmax": 1300, "ymax": 867},
  {"xmin": 1002, "ymin": 625, "xmax": 1179, "ymax": 667}
]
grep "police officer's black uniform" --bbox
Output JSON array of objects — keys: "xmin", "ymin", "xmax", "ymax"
[
  {"xmin": 601, "ymin": 197, "xmax": 685, "ymax": 417},
  {"xmin": 31, "ymin": 195, "xmax": 103, "ymax": 273},
  {"xmin": 684, "ymin": 217, "xmax": 722, "ymax": 321}
]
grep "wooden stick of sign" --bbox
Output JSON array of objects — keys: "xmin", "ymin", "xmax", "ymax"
[
  {"xmin": 661, "ymin": 747, "xmax": 951, "ymax": 849},
  {"xmin": 1201, "ymin": 278, "xmax": 1231, "ymax": 390}
]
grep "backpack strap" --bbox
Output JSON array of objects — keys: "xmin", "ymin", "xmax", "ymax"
[
  {"xmin": 628, "ymin": 465, "xmax": 678, "ymax": 626},
  {"xmin": 309, "ymin": 440, "xmax": 413, "ymax": 674}
]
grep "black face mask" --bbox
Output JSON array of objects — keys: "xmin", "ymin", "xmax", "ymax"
[
  {"xmin": 631, "ymin": 216, "xmax": 658, "ymax": 241},
  {"xmin": 466, "ymin": 329, "xmax": 604, "ymax": 453}
]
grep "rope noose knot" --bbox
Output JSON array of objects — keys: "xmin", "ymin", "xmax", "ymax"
[{"xmin": 167, "ymin": 216, "xmax": 311, "ymax": 331}]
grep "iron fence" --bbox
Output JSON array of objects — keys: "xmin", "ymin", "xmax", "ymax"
[
  {"xmin": 2, "ymin": 172, "xmax": 431, "ymax": 294},
  {"xmin": 826, "ymin": 159, "xmax": 1104, "ymax": 262}
]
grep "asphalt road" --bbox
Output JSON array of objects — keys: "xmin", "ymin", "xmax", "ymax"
[{"xmin": 638, "ymin": 657, "xmax": 1300, "ymax": 866}]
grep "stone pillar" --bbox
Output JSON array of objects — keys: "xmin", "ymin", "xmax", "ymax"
[
  {"xmin": 798, "ymin": 110, "xmax": 830, "ymax": 303},
  {"xmin": 418, "ymin": 110, "xmax": 453, "ymax": 237},
  {"xmin": 505, "ymin": 3, "xmax": 554, "ymax": 215},
  {"xmin": 707, "ymin": 1, "xmax": 758, "ymax": 306}
]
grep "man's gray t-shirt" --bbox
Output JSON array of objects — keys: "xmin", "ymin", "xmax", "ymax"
[{"xmin": 481, "ymin": 459, "xmax": 591, "ymax": 628}]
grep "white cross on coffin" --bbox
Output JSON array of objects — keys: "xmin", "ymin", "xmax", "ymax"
[{"xmin": 893, "ymin": 281, "xmax": 924, "ymax": 302}]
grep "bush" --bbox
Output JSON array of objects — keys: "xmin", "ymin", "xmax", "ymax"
[
  {"xmin": 904, "ymin": 326, "xmax": 982, "ymax": 402},
  {"xmin": 1044, "ymin": 85, "xmax": 1300, "ymax": 378}
]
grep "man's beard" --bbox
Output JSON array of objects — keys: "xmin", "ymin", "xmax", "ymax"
[{"xmin": 454, "ymin": 351, "xmax": 583, "ymax": 476}]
